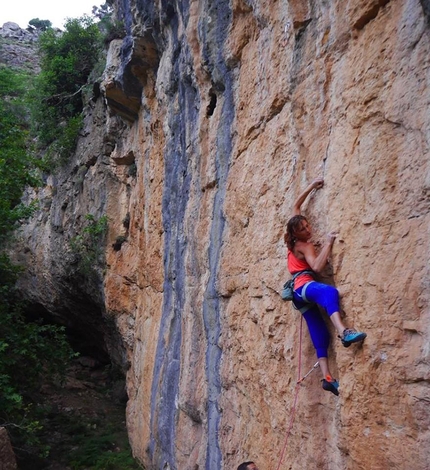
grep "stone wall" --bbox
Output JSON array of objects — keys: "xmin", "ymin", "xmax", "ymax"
[{"xmin": 14, "ymin": 0, "xmax": 430, "ymax": 469}]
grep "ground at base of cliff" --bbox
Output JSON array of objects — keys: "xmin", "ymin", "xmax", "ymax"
[{"xmin": 16, "ymin": 358, "xmax": 143, "ymax": 470}]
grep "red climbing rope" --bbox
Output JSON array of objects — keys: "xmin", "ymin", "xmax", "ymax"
[{"xmin": 275, "ymin": 315, "xmax": 317, "ymax": 470}]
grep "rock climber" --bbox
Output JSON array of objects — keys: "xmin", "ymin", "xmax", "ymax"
[
  {"xmin": 237, "ymin": 461, "xmax": 259, "ymax": 470},
  {"xmin": 285, "ymin": 177, "xmax": 367, "ymax": 395}
]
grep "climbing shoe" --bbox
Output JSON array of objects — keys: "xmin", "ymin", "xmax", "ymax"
[
  {"xmin": 322, "ymin": 376, "xmax": 339, "ymax": 396},
  {"xmin": 340, "ymin": 328, "xmax": 367, "ymax": 348}
]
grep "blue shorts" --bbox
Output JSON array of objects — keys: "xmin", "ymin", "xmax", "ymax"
[{"xmin": 293, "ymin": 282, "xmax": 340, "ymax": 358}]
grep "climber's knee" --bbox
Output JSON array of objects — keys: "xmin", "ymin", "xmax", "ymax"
[
  {"xmin": 325, "ymin": 286, "xmax": 340, "ymax": 316},
  {"xmin": 303, "ymin": 282, "xmax": 340, "ymax": 316}
]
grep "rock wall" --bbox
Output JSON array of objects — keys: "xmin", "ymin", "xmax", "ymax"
[
  {"xmin": 14, "ymin": 0, "xmax": 430, "ymax": 469},
  {"xmin": 0, "ymin": 22, "xmax": 41, "ymax": 72}
]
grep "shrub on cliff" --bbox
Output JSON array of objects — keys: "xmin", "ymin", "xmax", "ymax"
[{"xmin": 70, "ymin": 214, "xmax": 108, "ymax": 278}]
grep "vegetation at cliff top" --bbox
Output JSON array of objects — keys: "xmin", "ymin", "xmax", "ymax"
[
  {"xmin": 29, "ymin": 15, "xmax": 103, "ymax": 166},
  {"xmin": 2, "ymin": 3, "xmax": 123, "ymax": 169}
]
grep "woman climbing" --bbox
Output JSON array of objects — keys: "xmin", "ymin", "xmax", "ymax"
[{"xmin": 285, "ymin": 177, "xmax": 366, "ymax": 396}]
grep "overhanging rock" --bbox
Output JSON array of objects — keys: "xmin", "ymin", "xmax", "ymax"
[{"xmin": 101, "ymin": 33, "xmax": 159, "ymax": 122}]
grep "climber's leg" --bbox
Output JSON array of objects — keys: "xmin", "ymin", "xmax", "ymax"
[
  {"xmin": 302, "ymin": 305, "xmax": 331, "ymax": 358},
  {"xmin": 300, "ymin": 282, "xmax": 367, "ymax": 346},
  {"xmin": 318, "ymin": 357, "xmax": 330, "ymax": 377},
  {"xmin": 293, "ymin": 292, "xmax": 339, "ymax": 396},
  {"xmin": 328, "ymin": 311, "xmax": 346, "ymax": 337}
]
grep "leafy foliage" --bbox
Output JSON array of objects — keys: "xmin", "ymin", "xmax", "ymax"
[
  {"xmin": 0, "ymin": 66, "xmax": 40, "ymax": 242},
  {"xmin": 70, "ymin": 214, "xmax": 108, "ymax": 277},
  {"xmin": 0, "ymin": 7, "xmax": 126, "ymax": 463},
  {"xmin": 0, "ymin": 66, "xmax": 74, "ymax": 458},
  {"xmin": 28, "ymin": 18, "xmax": 52, "ymax": 31},
  {"xmin": 45, "ymin": 114, "xmax": 84, "ymax": 165},
  {"xmin": 32, "ymin": 380, "xmax": 141, "ymax": 470},
  {"xmin": 91, "ymin": 2, "xmax": 126, "ymax": 44},
  {"xmin": 0, "ymin": 253, "xmax": 76, "ymax": 457},
  {"xmin": 68, "ymin": 422, "xmax": 141, "ymax": 470},
  {"xmin": 102, "ymin": 18, "xmax": 127, "ymax": 45},
  {"xmin": 29, "ymin": 16, "xmax": 103, "ymax": 165},
  {"xmin": 92, "ymin": 2, "xmax": 113, "ymax": 21}
]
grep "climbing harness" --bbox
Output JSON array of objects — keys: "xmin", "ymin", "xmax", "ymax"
[
  {"xmin": 275, "ymin": 315, "xmax": 320, "ymax": 470},
  {"xmin": 299, "ymin": 281, "xmax": 313, "ymax": 304},
  {"xmin": 281, "ymin": 271, "xmax": 314, "ymax": 302}
]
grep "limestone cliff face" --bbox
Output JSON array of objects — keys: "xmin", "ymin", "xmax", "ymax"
[{"xmin": 15, "ymin": 0, "xmax": 430, "ymax": 469}]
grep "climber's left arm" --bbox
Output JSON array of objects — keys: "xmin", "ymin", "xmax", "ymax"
[{"xmin": 292, "ymin": 178, "xmax": 324, "ymax": 216}]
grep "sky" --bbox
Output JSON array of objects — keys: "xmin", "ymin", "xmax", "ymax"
[{"xmin": 1, "ymin": 0, "xmax": 102, "ymax": 29}]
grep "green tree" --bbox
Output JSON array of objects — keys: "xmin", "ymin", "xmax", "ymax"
[
  {"xmin": 0, "ymin": 66, "xmax": 74, "ymax": 458},
  {"xmin": 28, "ymin": 18, "xmax": 52, "ymax": 31},
  {"xmin": 91, "ymin": 2, "xmax": 126, "ymax": 44},
  {"xmin": 29, "ymin": 16, "xmax": 103, "ymax": 162},
  {"xmin": 92, "ymin": 2, "xmax": 113, "ymax": 20},
  {"xmin": 0, "ymin": 66, "xmax": 39, "ymax": 242}
]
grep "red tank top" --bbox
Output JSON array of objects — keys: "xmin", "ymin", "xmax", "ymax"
[{"xmin": 287, "ymin": 250, "xmax": 314, "ymax": 289}]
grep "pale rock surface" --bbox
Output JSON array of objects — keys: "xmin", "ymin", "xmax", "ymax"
[
  {"xmin": 12, "ymin": 0, "xmax": 430, "ymax": 469},
  {"xmin": 0, "ymin": 22, "xmax": 40, "ymax": 72}
]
